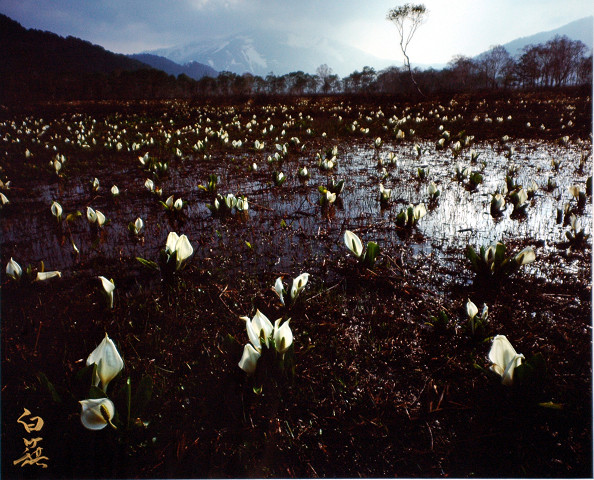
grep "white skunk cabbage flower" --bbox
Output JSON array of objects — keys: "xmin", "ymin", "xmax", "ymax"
[
  {"xmin": 466, "ymin": 298, "xmax": 488, "ymax": 334},
  {"xmin": 427, "ymin": 181, "xmax": 439, "ymax": 198},
  {"xmin": 238, "ymin": 310, "xmax": 293, "ymax": 374},
  {"xmin": 165, "ymin": 232, "xmax": 194, "ymax": 270},
  {"xmin": 86, "ymin": 333, "xmax": 124, "ymax": 391},
  {"xmin": 6, "ymin": 257, "xmax": 22, "ymax": 281},
  {"xmin": 51, "ymin": 201, "xmax": 63, "ymax": 221},
  {"xmin": 274, "ymin": 319, "xmax": 293, "ymax": 354},
  {"xmin": 238, "ymin": 344, "xmax": 261, "ymax": 375},
  {"xmin": 491, "ymin": 193, "xmax": 506, "ymax": 215},
  {"xmin": 144, "ymin": 178, "xmax": 155, "ymax": 192},
  {"xmin": 290, "ymin": 273, "xmax": 309, "ymax": 302},
  {"xmin": 79, "ymin": 398, "xmax": 116, "ymax": 430},
  {"xmin": 514, "ymin": 188, "xmax": 528, "ymax": 206},
  {"xmin": 412, "ymin": 203, "xmax": 427, "ymax": 221},
  {"xmin": 132, "ymin": 217, "xmax": 143, "ymax": 235},
  {"xmin": 236, "ymin": 196, "xmax": 249, "ymax": 212},
  {"xmin": 466, "ymin": 299, "xmax": 478, "ymax": 320},
  {"xmin": 36, "ymin": 271, "xmax": 62, "ymax": 281},
  {"xmin": 379, "ymin": 184, "xmax": 391, "ymax": 203},
  {"xmin": 568, "ymin": 185, "xmax": 583, "ymax": 200},
  {"xmin": 274, "ymin": 277, "xmax": 286, "ymax": 305},
  {"xmin": 242, "ymin": 310, "xmax": 275, "ymax": 350},
  {"xmin": 488, "ymin": 335, "xmax": 524, "ymax": 386},
  {"xmin": 514, "ymin": 247, "xmax": 535, "ymax": 266},
  {"xmin": 275, "ymin": 273, "xmax": 309, "ymax": 306},
  {"xmin": 223, "ymin": 193, "xmax": 236, "ymax": 209},
  {"xmin": 87, "ymin": 207, "xmax": 97, "ymax": 221},
  {"xmin": 86, "ymin": 207, "xmax": 106, "ymax": 227},
  {"xmin": 344, "ymin": 230, "xmax": 364, "ymax": 259},
  {"xmin": 98, "ymin": 276, "xmax": 115, "ymax": 309},
  {"xmin": 321, "ymin": 189, "xmax": 336, "ymax": 205}
]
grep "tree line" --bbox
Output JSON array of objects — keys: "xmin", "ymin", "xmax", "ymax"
[
  {"xmin": 2, "ymin": 34, "xmax": 591, "ymax": 104},
  {"xmin": 193, "ymin": 35, "xmax": 591, "ymax": 97}
]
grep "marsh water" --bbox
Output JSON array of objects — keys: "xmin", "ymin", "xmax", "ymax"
[{"xmin": 2, "ymin": 139, "xmax": 589, "ymax": 286}]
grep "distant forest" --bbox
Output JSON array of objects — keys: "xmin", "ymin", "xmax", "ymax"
[{"xmin": 1, "ymin": 13, "xmax": 591, "ymax": 104}]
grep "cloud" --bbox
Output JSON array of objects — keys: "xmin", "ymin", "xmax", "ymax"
[
  {"xmin": 0, "ymin": 0, "xmax": 591, "ymax": 62},
  {"xmin": 187, "ymin": 0, "xmax": 245, "ymax": 10}
]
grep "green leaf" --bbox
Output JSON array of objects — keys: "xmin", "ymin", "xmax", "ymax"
[
  {"xmin": 75, "ymin": 364, "xmax": 95, "ymax": 384},
  {"xmin": 65, "ymin": 211, "xmax": 82, "ymax": 223},
  {"xmin": 363, "ymin": 242, "xmax": 380, "ymax": 268},
  {"xmin": 136, "ymin": 257, "xmax": 159, "ymax": 270},
  {"xmin": 538, "ymin": 401, "xmax": 563, "ymax": 410},
  {"xmin": 37, "ymin": 372, "xmax": 62, "ymax": 404},
  {"xmin": 494, "ymin": 243, "xmax": 506, "ymax": 267},
  {"xmin": 396, "ymin": 210, "xmax": 407, "ymax": 227},
  {"xmin": 465, "ymin": 245, "xmax": 479, "ymax": 271},
  {"xmin": 89, "ymin": 385, "xmax": 106, "ymax": 399}
]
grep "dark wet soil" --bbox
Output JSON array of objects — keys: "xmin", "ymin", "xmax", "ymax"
[{"xmin": 1, "ymin": 91, "xmax": 592, "ymax": 478}]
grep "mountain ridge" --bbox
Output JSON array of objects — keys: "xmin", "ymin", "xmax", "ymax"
[
  {"xmin": 128, "ymin": 53, "xmax": 217, "ymax": 80},
  {"xmin": 145, "ymin": 30, "xmax": 391, "ymax": 77},
  {"xmin": 501, "ymin": 15, "xmax": 593, "ymax": 57},
  {"xmin": 145, "ymin": 16, "xmax": 593, "ymax": 76}
]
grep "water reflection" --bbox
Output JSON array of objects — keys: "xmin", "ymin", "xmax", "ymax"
[{"xmin": 1, "ymin": 140, "xmax": 590, "ymax": 285}]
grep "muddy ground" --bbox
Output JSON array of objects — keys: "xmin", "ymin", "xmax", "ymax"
[{"xmin": 1, "ymin": 90, "xmax": 592, "ymax": 478}]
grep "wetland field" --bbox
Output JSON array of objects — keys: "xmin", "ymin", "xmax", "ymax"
[{"xmin": 1, "ymin": 90, "xmax": 592, "ymax": 478}]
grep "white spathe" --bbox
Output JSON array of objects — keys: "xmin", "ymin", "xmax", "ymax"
[
  {"xmin": 165, "ymin": 232, "xmax": 194, "ymax": 270},
  {"xmin": 6, "ymin": 257, "xmax": 22, "ymax": 280},
  {"xmin": 466, "ymin": 299, "xmax": 478, "ymax": 320},
  {"xmin": 515, "ymin": 247, "xmax": 536, "ymax": 265},
  {"xmin": 238, "ymin": 343, "xmax": 261, "ymax": 375},
  {"xmin": 274, "ymin": 277, "xmax": 285, "ymax": 305},
  {"xmin": 36, "ymin": 271, "xmax": 62, "ymax": 281},
  {"xmin": 344, "ymin": 230, "xmax": 363, "ymax": 258},
  {"xmin": 51, "ymin": 201, "xmax": 63, "ymax": 220},
  {"xmin": 79, "ymin": 398, "xmax": 115, "ymax": 430},
  {"xmin": 98, "ymin": 276, "xmax": 115, "ymax": 309},
  {"xmin": 290, "ymin": 273, "xmax": 309, "ymax": 302},
  {"xmin": 274, "ymin": 319, "xmax": 293, "ymax": 354},
  {"xmin": 86, "ymin": 333, "xmax": 124, "ymax": 391},
  {"xmin": 242, "ymin": 309, "xmax": 274, "ymax": 350},
  {"xmin": 488, "ymin": 335, "xmax": 524, "ymax": 386}
]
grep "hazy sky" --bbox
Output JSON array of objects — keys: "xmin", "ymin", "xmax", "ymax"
[{"xmin": 1, "ymin": 0, "xmax": 592, "ymax": 65}]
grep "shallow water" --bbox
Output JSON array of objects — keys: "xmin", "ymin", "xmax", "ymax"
[{"xmin": 2, "ymin": 135, "xmax": 590, "ymax": 288}]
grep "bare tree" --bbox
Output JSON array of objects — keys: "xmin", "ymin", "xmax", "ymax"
[
  {"xmin": 386, "ymin": 3, "xmax": 428, "ymax": 95},
  {"xmin": 478, "ymin": 45, "xmax": 514, "ymax": 89},
  {"xmin": 316, "ymin": 64, "xmax": 334, "ymax": 94}
]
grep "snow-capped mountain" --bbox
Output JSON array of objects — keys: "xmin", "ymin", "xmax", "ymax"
[
  {"xmin": 144, "ymin": 16, "xmax": 592, "ymax": 78},
  {"xmin": 146, "ymin": 30, "xmax": 393, "ymax": 77}
]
